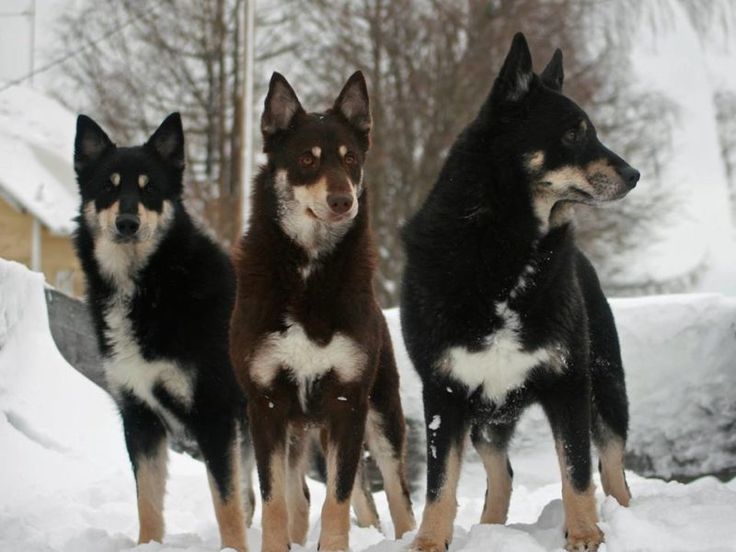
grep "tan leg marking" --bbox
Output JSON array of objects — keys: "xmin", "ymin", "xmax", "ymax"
[
  {"xmin": 262, "ymin": 450, "xmax": 289, "ymax": 552},
  {"xmin": 207, "ymin": 442, "xmax": 247, "ymax": 552},
  {"xmin": 599, "ymin": 439, "xmax": 631, "ymax": 507},
  {"xmin": 136, "ymin": 440, "xmax": 168, "ymax": 544},
  {"xmin": 286, "ymin": 427, "xmax": 311, "ymax": 545},
  {"xmin": 476, "ymin": 445, "xmax": 512, "ymax": 525},
  {"xmin": 351, "ymin": 457, "xmax": 380, "ymax": 529},
  {"xmin": 411, "ymin": 446, "xmax": 462, "ymax": 552},
  {"xmin": 365, "ymin": 410, "xmax": 415, "ymax": 538},
  {"xmin": 556, "ymin": 442, "xmax": 603, "ymax": 551},
  {"xmin": 319, "ymin": 446, "xmax": 351, "ymax": 552}
]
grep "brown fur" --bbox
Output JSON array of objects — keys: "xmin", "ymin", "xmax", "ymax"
[
  {"xmin": 476, "ymin": 445, "xmax": 513, "ymax": 525},
  {"xmin": 556, "ymin": 441, "xmax": 604, "ymax": 551},
  {"xmin": 230, "ymin": 72, "xmax": 413, "ymax": 552},
  {"xmin": 410, "ymin": 446, "xmax": 462, "ymax": 552},
  {"xmin": 135, "ymin": 441, "xmax": 167, "ymax": 544}
]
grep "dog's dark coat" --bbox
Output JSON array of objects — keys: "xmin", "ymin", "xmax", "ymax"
[
  {"xmin": 401, "ymin": 34, "xmax": 637, "ymax": 552},
  {"xmin": 230, "ymin": 72, "xmax": 414, "ymax": 552},
  {"xmin": 73, "ymin": 113, "xmax": 252, "ymax": 550}
]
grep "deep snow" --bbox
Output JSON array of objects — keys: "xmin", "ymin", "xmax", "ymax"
[{"xmin": 1, "ymin": 259, "xmax": 736, "ymax": 552}]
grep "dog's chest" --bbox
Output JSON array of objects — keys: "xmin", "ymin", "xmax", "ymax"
[
  {"xmin": 102, "ymin": 291, "xmax": 194, "ymax": 422},
  {"xmin": 439, "ymin": 269, "xmax": 564, "ymax": 404},
  {"xmin": 250, "ymin": 317, "xmax": 366, "ymax": 409}
]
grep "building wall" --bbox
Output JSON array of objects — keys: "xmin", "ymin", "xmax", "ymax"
[{"xmin": 0, "ymin": 197, "xmax": 84, "ymax": 297}]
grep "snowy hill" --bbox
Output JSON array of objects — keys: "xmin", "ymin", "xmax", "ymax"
[{"xmin": 2, "ymin": 259, "xmax": 736, "ymax": 551}]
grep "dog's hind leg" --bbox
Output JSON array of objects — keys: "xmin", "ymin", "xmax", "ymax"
[
  {"xmin": 239, "ymin": 419, "xmax": 257, "ymax": 527},
  {"xmin": 578, "ymin": 250, "xmax": 631, "ymax": 507},
  {"xmin": 470, "ymin": 420, "xmax": 516, "ymax": 525},
  {"xmin": 285, "ymin": 424, "xmax": 311, "ymax": 546},
  {"xmin": 590, "ymin": 335, "xmax": 631, "ymax": 507},
  {"xmin": 411, "ymin": 382, "xmax": 468, "ymax": 552},
  {"xmin": 193, "ymin": 412, "xmax": 247, "ymax": 552},
  {"xmin": 364, "ymin": 330, "xmax": 415, "ymax": 538},
  {"xmin": 365, "ymin": 406, "xmax": 415, "ymax": 537},
  {"xmin": 120, "ymin": 394, "xmax": 168, "ymax": 545},
  {"xmin": 350, "ymin": 454, "xmax": 380, "ymax": 529}
]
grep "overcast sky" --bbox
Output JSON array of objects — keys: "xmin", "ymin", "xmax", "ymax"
[{"xmin": 0, "ymin": 0, "xmax": 73, "ymax": 88}]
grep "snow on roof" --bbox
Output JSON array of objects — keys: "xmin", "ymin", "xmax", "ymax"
[{"xmin": 0, "ymin": 85, "xmax": 78, "ymax": 235}]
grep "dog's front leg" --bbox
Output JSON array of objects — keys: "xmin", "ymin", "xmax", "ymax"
[
  {"xmin": 120, "ymin": 395, "xmax": 168, "ymax": 545},
  {"xmin": 541, "ymin": 377, "xmax": 603, "ymax": 552},
  {"xmin": 318, "ymin": 391, "xmax": 368, "ymax": 552},
  {"xmin": 411, "ymin": 382, "xmax": 468, "ymax": 552},
  {"xmin": 248, "ymin": 394, "xmax": 290, "ymax": 552}
]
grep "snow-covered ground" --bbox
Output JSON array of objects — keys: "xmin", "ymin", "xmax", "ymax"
[{"xmin": 2, "ymin": 259, "xmax": 736, "ymax": 552}]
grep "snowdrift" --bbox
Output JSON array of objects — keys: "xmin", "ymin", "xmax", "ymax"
[{"xmin": 2, "ymin": 258, "xmax": 736, "ymax": 551}]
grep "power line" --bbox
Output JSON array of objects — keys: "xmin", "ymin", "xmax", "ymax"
[{"xmin": 0, "ymin": 6, "xmax": 155, "ymax": 94}]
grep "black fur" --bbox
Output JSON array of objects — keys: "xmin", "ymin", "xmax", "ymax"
[
  {"xmin": 72, "ymin": 113, "xmax": 253, "ymax": 544},
  {"xmin": 401, "ymin": 33, "xmax": 635, "ymax": 549}
]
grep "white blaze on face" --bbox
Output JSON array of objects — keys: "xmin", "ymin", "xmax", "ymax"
[
  {"xmin": 111, "ymin": 172, "xmax": 121, "ymax": 186},
  {"xmin": 138, "ymin": 174, "xmax": 149, "ymax": 188}
]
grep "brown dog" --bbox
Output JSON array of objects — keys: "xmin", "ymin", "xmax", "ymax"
[{"xmin": 230, "ymin": 71, "xmax": 415, "ymax": 552}]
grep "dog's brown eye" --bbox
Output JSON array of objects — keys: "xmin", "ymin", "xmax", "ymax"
[
  {"xmin": 298, "ymin": 153, "xmax": 315, "ymax": 167},
  {"xmin": 344, "ymin": 152, "xmax": 357, "ymax": 165},
  {"xmin": 563, "ymin": 128, "xmax": 579, "ymax": 144}
]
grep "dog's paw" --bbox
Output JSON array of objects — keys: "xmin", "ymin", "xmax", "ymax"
[
  {"xmin": 409, "ymin": 535, "xmax": 448, "ymax": 552},
  {"xmin": 565, "ymin": 526, "xmax": 604, "ymax": 551}
]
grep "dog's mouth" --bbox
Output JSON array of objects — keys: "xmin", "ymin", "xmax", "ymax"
[
  {"xmin": 305, "ymin": 206, "xmax": 356, "ymax": 224},
  {"xmin": 570, "ymin": 186, "xmax": 595, "ymax": 203}
]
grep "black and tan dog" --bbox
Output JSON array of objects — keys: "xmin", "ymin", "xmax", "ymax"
[
  {"xmin": 401, "ymin": 34, "xmax": 638, "ymax": 552},
  {"xmin": 73, "ymin": 113, "xmax": 253, "ymax": 551},
  {"xmin": 229, "ymin": 72, "xmax": 415, "ymax": 552}
]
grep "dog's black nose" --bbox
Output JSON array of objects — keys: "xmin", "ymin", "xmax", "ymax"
[
  {"xmin": 115, "ymin": 214, "xmax": 141, "ymax": 236},
  {"xmin": 327, "ymin": 193, "xmax": 353, "ymax": 215},
  {"xmin": 621, "ymin": 166, "xmax": 640, "ymax": 188}
]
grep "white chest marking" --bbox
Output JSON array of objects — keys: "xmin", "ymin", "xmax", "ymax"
[
  {"xmin": 102, "ymin": 290, "xmax": 195, "ymax": 423},
  {"xmin": 250, "ymin": 318, "xmax": 366, "ymax": 410},
  {"xmin": 439, "ymin": 298, "xmax": 563, "ymax": 404}
]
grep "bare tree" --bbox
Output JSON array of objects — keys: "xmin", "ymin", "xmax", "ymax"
[
  {"xmin": 55, "ymin": 0, "xmax": 292, "ymax": 246},
  {"xmin": 272, "ymin": 0, "xmax": 680, "ymax": 304}
]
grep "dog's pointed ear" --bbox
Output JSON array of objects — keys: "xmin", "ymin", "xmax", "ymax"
[
  {"xmin": 146, "ymin": 112, "xmax": 185, "ymax": 169},
  {"xmin": 333, "ymin": 71, "xmax": 372, "ymax": 135},
  {"xmin": 491, "ymin": 32, "xmax": 533, "ymax": 103},
  {"xmin": 261, "ymin": 72, "xmax": 304, "ymax": 137},
  {"xmin": 540, "ymin": 48, "xmax": 564, "ymax": 92},
  {"xmin": 74, "ymin": 115, "xmax": 114, "ymax": 173}
]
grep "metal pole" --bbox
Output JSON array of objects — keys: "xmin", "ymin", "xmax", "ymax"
[
  {"xmin": 242, "ymin": 0, "xmax": 255, "ymax": 231},
  {"xmin": 28, "ymin": 0, "xmax": 36, "ymax": 86},
  {"xmin": 31, "ymin": 218, "xmax": 42, "ymax": 272}
]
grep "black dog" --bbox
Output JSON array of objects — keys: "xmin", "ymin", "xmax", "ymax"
[
  {"xmin": 401, "ymin": 33, "xmax": 638, "ymax": 552},
  {"xmin": 73, "ymin": 113, "xmax": 253, "ymax": 551}
]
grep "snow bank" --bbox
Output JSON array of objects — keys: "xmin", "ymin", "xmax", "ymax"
[
  {"xmin": 614, "ymin": 294, "xmax": 736, "ymax": 479},
  {"xmin": 2, "ymin": 259, "xmax": 736, "ymax": 551},
  {"xmin": 387, "ymin": 293, "xmax": 736, "ymax": 481}
]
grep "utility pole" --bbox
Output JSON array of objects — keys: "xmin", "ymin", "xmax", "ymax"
[{"xmin": 242, "ymin": 0, "xmax": 255, "ymax": 231}]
